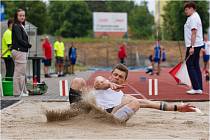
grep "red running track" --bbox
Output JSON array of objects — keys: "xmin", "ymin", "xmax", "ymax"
[{"xmin": 87, "ymin": 68, "xmax": 209, "ymax": 101}]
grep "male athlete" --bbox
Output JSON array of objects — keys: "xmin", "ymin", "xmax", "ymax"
[{"xmin": 69, "ymin": 64, "xmax": 199, "ymax": 122}]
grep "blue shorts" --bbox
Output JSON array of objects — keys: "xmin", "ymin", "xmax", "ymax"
[
  {"xmin": 203, "ymin": 55, "xmax": 209, "ymax": 62},
  {"xmin": 42, "ymin": 59, "xmax": 51, "ymax": 66},
  {"xmin": 154, "ymin": 57, "xmax": 160, "ymax": 63},
  {"xmin": 162, "ymin": 58, "xmax": 166, "ymax": 62},
  {"xmin": 70, "ymin": 58, "xmax": 76, "ymax": 65}
]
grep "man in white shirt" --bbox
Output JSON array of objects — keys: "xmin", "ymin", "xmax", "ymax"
[
  {"xmin": 184, "ymin": 2, "xmax": 204, "ymax": 94},
  {"xmin": 69, "ymin": 64, "xmax": 198, "ymax": 122}
]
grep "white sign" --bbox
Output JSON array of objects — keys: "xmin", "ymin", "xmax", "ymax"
[{"xmin": 93, "ymin": 12, "xmax": 127, "ymax": 32}]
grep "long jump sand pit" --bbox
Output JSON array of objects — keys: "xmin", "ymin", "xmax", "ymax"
[{"xmin": 1, "ymin": 100, "xmax": 209, "ymax": 139}]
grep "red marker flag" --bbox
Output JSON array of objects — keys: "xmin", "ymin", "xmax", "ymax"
[{"xmin": 169, "ymin": 62, "xmax": 182, "ymax": 84}]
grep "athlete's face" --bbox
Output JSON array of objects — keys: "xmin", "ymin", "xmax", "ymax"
[{"xmin": 110, "ymin": 69, "xmax": 126, "ymax": 85}]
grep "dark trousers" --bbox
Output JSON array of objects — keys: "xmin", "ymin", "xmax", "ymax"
[
  {"xmin": 120, "ymin": 58, "xmax": 125, "ymax": 64},
  {"xmin": 185, "ymin": 46, "xmax": 203, "ymax": 90},
  {"xmin": 3, "ymin": 57, "xmax": 14, "ymax": 80}
]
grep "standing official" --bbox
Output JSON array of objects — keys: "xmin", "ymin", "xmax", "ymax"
[{"xmin": 184, "ymin": 2, "xmax": 204, "ymax": 94}]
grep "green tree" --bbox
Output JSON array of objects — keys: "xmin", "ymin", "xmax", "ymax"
[
  {"xmin": 129, "ymin": 2, "xmax": 154, "ymax": 39},
  {"xmin": 86, "ymin": 1, "xmax": 108, "ymax": 12},
  {"xmin": 61, "ymin": 1, "xmax": 92, "ymax": 37},
  {"xmin": 2, "ymin": 1, "xmax": 16, "ymax": 19},
  {"xmin": 48, "ymin": 1, "xmax": 66, "ymax": 35},
  {"xmin": 3, "ymin": 1, "xmax": 48, "ymax": 34},
  {"xmin": 162, "ymin": 1, "xmax": 209, "ymax": 41},
  {"xmin": 105, "ymin": 1, "xmax": 135, "ymax": 13},
  {"xmin": 48, "ymin": 1, "xmax": 92, "ymax": 37}
]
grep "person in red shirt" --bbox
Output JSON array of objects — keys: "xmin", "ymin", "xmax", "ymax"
[
  {"xmin": 42, "ymin": 36, "xmax": 52, "ymax": 78},
  {"xmin": 118, "ymin": 43, "xmax": 127, "ymax": 64}
]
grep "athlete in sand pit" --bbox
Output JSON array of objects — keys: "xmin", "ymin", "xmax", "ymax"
[{"xmin": 69, "ymin": 64, "xmax": 199, "ymax": 122}]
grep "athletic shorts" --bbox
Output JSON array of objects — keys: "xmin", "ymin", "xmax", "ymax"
[
  {"xmin": 105, "ymin": 107, "xmax": 114, "ymax": 113},
  {"xmin": 70, "ymin": 58, "xmax": 76, "ymax": 65},
  {"xmin": 203, "ymin": 55, "xmax": 209, "ymax": 62},
  {"xmin": 162, "ymin": 58, "xmax": 166, "ymax": 62},
  {"xmin": 56, "ymin": 57, "xmax": 64, "ymax": 64},
  {"xmin": 69, "ymin": 88, "xmax": 81, "ymax": 104},
  {"xmin": 42, "ymin": 59, "xmax": 52, "ymax": 66},
  {"xmin": 154, "ymin": 57, "xmax": 160, "ymax": 63}
]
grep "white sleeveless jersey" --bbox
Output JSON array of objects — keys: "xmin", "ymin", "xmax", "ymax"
[{"xmin": 95, "ymin": 88, "xmax": 124, "ymax": 109}]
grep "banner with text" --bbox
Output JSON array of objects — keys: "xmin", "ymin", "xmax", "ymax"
[{"xmin": 93, "ymin": 12, "xmax": 127, "ymax": 32}]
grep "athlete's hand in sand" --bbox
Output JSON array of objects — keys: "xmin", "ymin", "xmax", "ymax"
[{"xmin": 178, "ymin": 103, "xmax": 198, "ymax": 112}]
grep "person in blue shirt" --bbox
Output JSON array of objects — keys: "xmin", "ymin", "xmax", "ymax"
[
  {"xmin": 161, "ymin": 48, "xmax": 166, "ymax": 62},
  {"xmin": 68, "ymin": 42, "xmax": 77, "ymax": 74},
  {"xmin": 152, "ymin": 40, "xmax": 162, "ymax": 75}
]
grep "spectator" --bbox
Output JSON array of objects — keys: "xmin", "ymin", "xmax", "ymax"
[
  {"xmin": 161, "ymin": 48, "xmax": 166, "ymax": 62},
  {"xmin": 201, "ymin": 34, "xmax": 210, "ymax": 81},
  {"xmin": 54, "ymin": 36, "xmax": 65, "ymax": 77},
  {"xmin": 145, "ymin": 54, "xmax": 154, "ymax": 75},
  {"xmin": 152, "ymin": 40, "xmax": 162, "ymax": 75},
  {"xmin": 42, "ymin": 36, "xmax": 52, "ymax": 78},
  {"xmin": 11, "ymin": 9, "xmax": 32, "ymax": 97},
  {"xmin": 184, "ymin": 2, "xmax": 204, "ymax": 94},
  {"xmin": 68, "ymin": 42, "xmax": 77, "ymax": 74},
  {"xmin": 1, "ymin": 19, "xmax": 14, "ymax": 81},
  {"xmin": 118, "ymin": 43, "xmax": 127, "ymax": 64}
]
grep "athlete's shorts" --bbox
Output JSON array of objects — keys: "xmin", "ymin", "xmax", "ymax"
[
  {"xmin": 105, "ymin": 107, "xmax": 114, "ymax": 113},
  {"xmin": 70, "ymin": 58, "xmax": 76, "ymax": 65},
  {"xmin": 203, "ymin": 55, "xmax": 209, "ymax": 62},
  {"xmin": 56, "ymin": 57, "xmax": 64, "ymax": 64},
  {"xmin": 154, "ymin": 57, "xmax": 160, "ymax": 63},
  {"xmin": 69, "ymin": 88, "xmax": 82, "ymax": 104},
  {"xmin": 162, "ymin": 58, "xmax": 166, "ymax": 62},
  {"xmin": 42, "ymin": 59, "xmax": 52, "ymax": 66}
]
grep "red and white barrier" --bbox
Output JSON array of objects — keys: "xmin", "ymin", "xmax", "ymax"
[
  {"xmin": 149, "ymin": 79, "xmax": 158, "ymax": 96},
  {"xmin": 59, "ymin": 80, "xmax": 69, "ymax": 96}
]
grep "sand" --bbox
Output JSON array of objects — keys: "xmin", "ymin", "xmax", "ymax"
[{"xmin": 1, "ymin": 100, "xmax": 209, "ymax": 140}]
